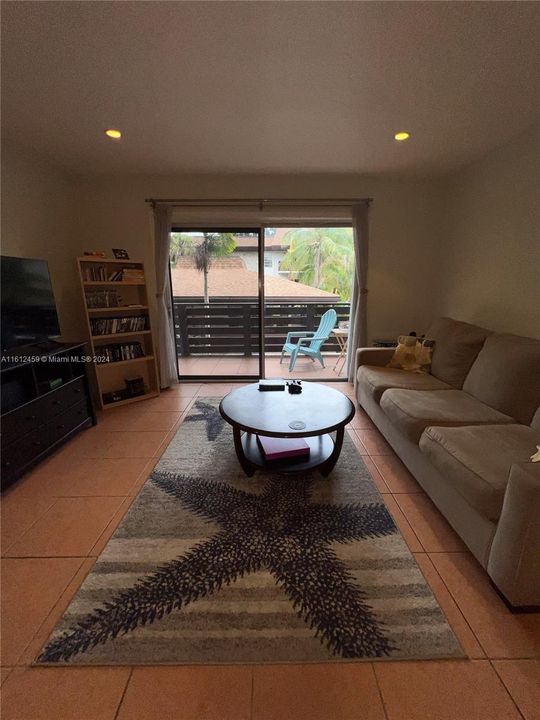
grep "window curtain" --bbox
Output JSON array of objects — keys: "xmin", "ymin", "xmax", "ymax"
[
  {"xmin": 153, "ymin": 203, "xmax": 178, "ymax": 388},
  {"xmin": 347, "ymin": 201, "xmax": 371, "ymax": 382}
]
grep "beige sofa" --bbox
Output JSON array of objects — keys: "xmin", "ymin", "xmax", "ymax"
[{"xmin": 355, "ymin": 317, "xmax": 540, "ymax": 608}]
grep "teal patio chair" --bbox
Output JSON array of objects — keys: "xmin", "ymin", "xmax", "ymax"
[{"xmin": 280, "ymin": 308, "xmax": 338, "ymax": 372}]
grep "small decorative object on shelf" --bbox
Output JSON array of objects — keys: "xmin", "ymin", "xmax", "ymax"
[
  {"xmin": 83, "ymin": 251, "xmax": 106, "ymax": 257},
  {"xmin": 112, "ymin": 248, "xmax": 130, "ymax": 259},
  {"xmin": 125, "ymin": 376, "xmax": 145, "ymax": 397},
  {"xmin": 102, "ymin": 389, "xmax": 127, "ymax": 405},
  {"xmin": 76, "ymin": 256, "xmax": 159, "ymax": 410}
]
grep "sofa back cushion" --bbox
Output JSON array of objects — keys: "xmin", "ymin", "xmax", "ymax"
[
  {"xmin": 426, "ymin": 317, "xmax": 492, "ymax": 388},
  {"xmin": 463, "ymin": 333, "xmax": 540, "ymax": 425}
]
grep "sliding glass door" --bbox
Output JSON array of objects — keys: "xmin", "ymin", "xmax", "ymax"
[
  {"xmin": 169, "ymin": 225, "xmax": 353, "ymax": 382},
  {"xmin": 170, "ymin": 228, "xmax": 262, "ymax": 381},
  {"xmin": 262, "ymin": 226, "xmax": 353, "ymax": 381}
]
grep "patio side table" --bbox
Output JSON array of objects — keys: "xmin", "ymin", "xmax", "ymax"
[{"xmin": 331, "ymin": 327, "xmax": 349, "ymax": 375}]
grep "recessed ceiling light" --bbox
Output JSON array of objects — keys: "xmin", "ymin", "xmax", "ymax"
[
  {"xmin": 394, "ymin": 132, "xmax": 410, "ymax": 142},
  {"xmin": 105, "ymin": 129, "xmax": 122, "ymax": 139}
]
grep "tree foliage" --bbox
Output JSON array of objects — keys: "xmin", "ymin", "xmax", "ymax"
[{"xmin": 280, "ymin": 228, "xmax": 354, "ymax": 301}]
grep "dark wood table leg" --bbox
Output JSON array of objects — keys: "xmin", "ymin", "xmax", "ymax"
[
  {"xmin": 233, "ymin": 426, "xmax": 257, "ymax": 477},
  {"xmin": 319, "ymin": 426, "xmax": 345, "ymax": 477}
]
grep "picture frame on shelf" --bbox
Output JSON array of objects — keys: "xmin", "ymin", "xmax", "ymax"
[{"xmin": 112, "ymin": 248, "xmax": 130, "ymax": 259}]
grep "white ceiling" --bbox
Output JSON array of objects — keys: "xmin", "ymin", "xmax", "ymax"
[{"xmin": 2, "ymin": 1, "xmax": 539, "ymax": 176}]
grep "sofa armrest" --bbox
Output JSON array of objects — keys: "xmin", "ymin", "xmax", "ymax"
[
  {"xmin": 355, "ymin": 347, "xmax": 395, "ymax": 368},
  {"xmin": 488, "ymin": 462, "xmax": 540, "ymax": 607},
  {"xmin": 354, "ymin": 347, "xmax": 394, "ymax": 389}
]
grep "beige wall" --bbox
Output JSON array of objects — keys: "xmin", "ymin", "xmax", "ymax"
[
  {"xmin": 1, "ymin": 142, "xmax": 84, "ymax": 342},
  {"xmin": 3, "ymin": 130, "xmax": 538, "ymax": 358},
  {"xmin": 438, "ymin": 127, "xmax": 540, "ymax": 337},
  {"xmin": 72, "ymin": 173, "xmax": 445, "ymax": 344}
]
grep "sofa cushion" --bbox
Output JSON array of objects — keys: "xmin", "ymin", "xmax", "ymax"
[
  {"xmin": 357, "ymin": 365, "xmax": 452, "ymax": 403},
  {"xmin": 531, "ymin": 406, "xmax": 540, "ymax": 431},
  {"xmin": 419, "ymin": 424, "xmax": 540, "ymax": 521},
  {"xmin": 463, "ymin": 333, "xmax": 540, "ymax": 426},
  {"xmin": 426, "ymin": 317, "xmax": 492, "ymax": 389},
  {"xmin": 380, "ymin": 389, "xmax": 514, "ymax": 444}
]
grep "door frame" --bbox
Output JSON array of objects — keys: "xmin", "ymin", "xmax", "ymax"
[
  {"xmin": 170, "ymin": 224, "xmax": 352, "ymax": 383},
  {"xmin": 171, "ymin": 226, "xmax": 265, "ymax": 383}
]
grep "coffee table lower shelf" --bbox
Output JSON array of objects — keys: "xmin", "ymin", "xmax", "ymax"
[{"xmin": 233, "ymin": 426, "xmax": 345, "ymax": 477}]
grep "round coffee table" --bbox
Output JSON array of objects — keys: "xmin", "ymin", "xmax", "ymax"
[{"xmin": 219, "ymin": 382, "xmax": 355, "ymax": 477}]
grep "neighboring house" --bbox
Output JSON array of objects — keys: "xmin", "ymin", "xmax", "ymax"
[
  {"xmin": 172, "ymin": 230, "xmax": 294, "ymax": 279},
  {"xmin": 233, "ymin": 229, "xmax": 293, "ymax": 278}
]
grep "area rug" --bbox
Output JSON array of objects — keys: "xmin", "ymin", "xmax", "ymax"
[{"xmin": 36, "ymin": 398, "xmax": 463, "ymax": 665}]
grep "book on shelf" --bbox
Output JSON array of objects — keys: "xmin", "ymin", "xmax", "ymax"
[
  {"xmin": 256, "ymin": 435, "xmax": 310, "ymax": 461},
  {"xmin": 90, "ymin": 315, "xmax": 148, "ymax": 336},
  {"xmin": 81, "ymin": 265, "xmax": 144, "ymax": 282},
  {"xmin": 82, "ymin": 264, "xmax": 108, "ymax": 281},
  {"xmin": 96, "ymin": 341, "xmax": 145, "ymax": 363},
  {"xmin": 85, "ymin": 290, "xmax": 122, "ymax": 308},
  {"xmin": 122, "ymin": 268, "xmax": 144, "ymax": 281}
]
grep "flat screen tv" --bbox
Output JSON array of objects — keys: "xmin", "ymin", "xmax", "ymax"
[{"xmin": 1, "ymin": 256, "xmax": 61, "ymax": 353}]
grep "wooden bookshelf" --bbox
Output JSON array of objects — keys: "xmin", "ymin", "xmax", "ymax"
[
  {"xmin": 83, "ymin": 281, "xmax": 146, "ymax": 286},
  {"xmin": 87, "ymin": 305, "xmax": 149, "ymax": 314},
  {"xmin": 92, "ymin": 330, "xmax": 152, "ymax": 341},
  {"xmin": 96, "ymin": 355, "xmax": 156, "ymax": 369},
  {"xmin": 77, "ymin": 257, "xmax": 160, "ymax": 410}
]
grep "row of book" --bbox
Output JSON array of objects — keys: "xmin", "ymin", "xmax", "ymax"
[
  {"xmin": 96, "ymin": 342, "xmax": 145, "ymax": 364},
  {"xmin": 122, "ymin": 268, "xmax": 145, "ymax": 282},
  {"xmin": 90, "ymin": 315, "xmax": 148, "ymax": 336},
  {"xmin": 86, "ymin": 290, "xmax": 122, "ymax": 308},
  {"xmin": 81, "ymin": 266, "xmax": 145, "ymax": 282}
]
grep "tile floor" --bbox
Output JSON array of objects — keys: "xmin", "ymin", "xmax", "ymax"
[
  {"xmin": 178, "ymin": 353, "xmax": 347, "ymax": 379},
  {"xmin": 1, "ymin": 381, "xmax": 538, "ymax": 720}
]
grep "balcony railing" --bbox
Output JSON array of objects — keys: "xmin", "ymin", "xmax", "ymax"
[{"xmin": 173, "ymin": 300, "xmax": 350, "ymax": 356}]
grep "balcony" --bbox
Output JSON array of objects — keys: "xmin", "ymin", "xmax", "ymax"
[{"xmin": 173, "ymin": 300, "xmax": 350, "ymax": 379}]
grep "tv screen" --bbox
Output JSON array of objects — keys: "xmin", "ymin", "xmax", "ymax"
[{"xmin": 1, "ymin": 256, "xmax": 61, "ymax": 353}]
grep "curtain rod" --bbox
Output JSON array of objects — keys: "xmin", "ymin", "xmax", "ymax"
[{"xmin": 145, "ymin": 197, "xmax": 373, "ymax": 207}]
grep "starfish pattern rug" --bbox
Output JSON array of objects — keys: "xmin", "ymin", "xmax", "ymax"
[{"xmin": 36, "ymin": 398, "xmax": 463, "ymax": 664}]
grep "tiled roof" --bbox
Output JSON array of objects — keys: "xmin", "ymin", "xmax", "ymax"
[
  {"xmin": 170, "ymin": 266, "xmax": 339, "ymax": 299},
  {"xmin": 175, "ymin": 257, "xmax": 245, "ymax": 269},
  {"xmin": 233, "ymin": 228, "xmax": 290, "ymax": 249}
]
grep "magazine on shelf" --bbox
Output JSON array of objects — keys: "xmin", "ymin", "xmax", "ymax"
[{"xmin": 256, "ymin": 435, "xmax": 310, "ymax": 461}]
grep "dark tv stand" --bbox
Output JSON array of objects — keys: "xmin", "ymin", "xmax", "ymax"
[
  {"xmin": 33, "ymin": 339, "xmax": 64, "ymax": 351},
  {"xmin": 1, "ymin": 341, "xmax": 97, "ymax": 490}
]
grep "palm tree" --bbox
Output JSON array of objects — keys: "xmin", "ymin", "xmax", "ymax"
[
  {"xmin": 280, "ymin": 228, "xmax": 354, "ymax": 301},
  {"xmin": 171, "ymin": 232, "xmax": 236, "ymax": 304}
]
